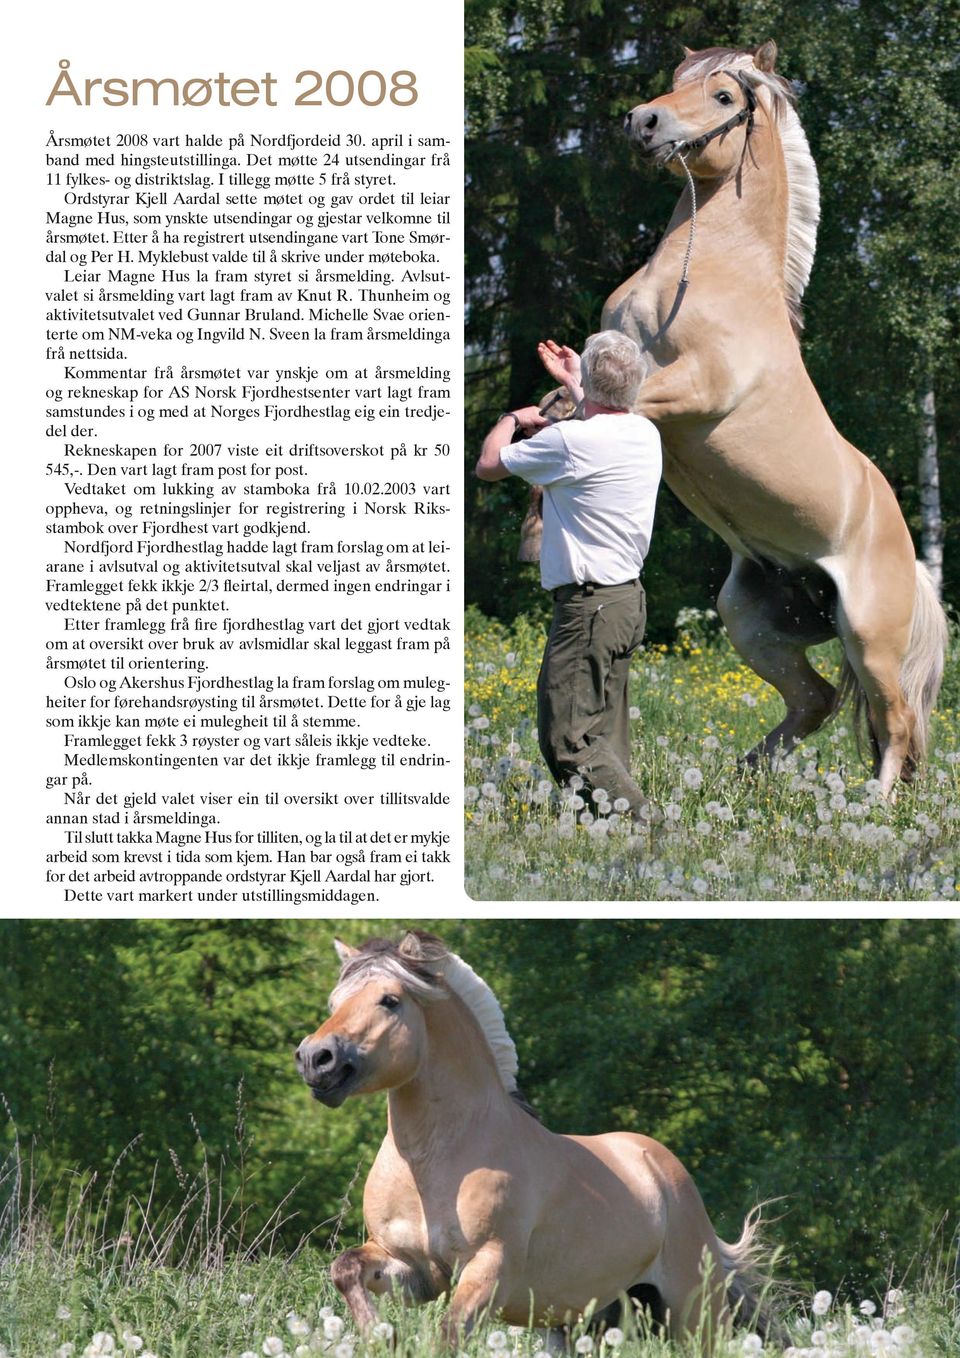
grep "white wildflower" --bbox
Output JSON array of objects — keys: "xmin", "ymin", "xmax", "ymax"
[
  {"xmin": 742, "ymin": 1336, "xmax": 763, "ymax": 1354},
  {"xmin": 121, "ymin": 1335, "xmax": 143, "ymax": 1353},
  {"xmin": 263, "ymin": 1340, "xmax": 285, "ymax": 1358},
  {"xmin": 859, "ymin": 1301, "xmax": 877, "ymax": 1317},
  {"xmin": 372, "ymin": 1323, "xmax": 395, "ymax": 1342},
  {"xmin": 287, "ymin": 1315, "xmax": 311, "ymax": 1339},
  {"xmin": 488, "ymin": 1332, "xmax": 508, "ymax": 1351},
  {"xmin": 335, "ymin": 1342, "xmax": 354, "ymax": 1358},
  {"xmin": 812, "ymin": 1291, "xmax": 832, "ymax": 1316},
  {"xmin": 683, "ymin": 767, "xmax": 704, "ymax": 790},
  {"xmin": 891, "ymin": 1326, "xmax": 915, "ymax": 1347},
  {"xmin": 322, "ymin": 1317, "xmax": 345, "ymax": 1342},
  {"xmin": 239, "ymin": 1294, "xmax": 256, "ymax": 1306},
  {"xmin": 602, "ymin": 1330, "xmax": 624, "ymax": 1348},
  {"xmin": 575, "ymin": 1339, "xmax": 594, "ymax": 1355}
]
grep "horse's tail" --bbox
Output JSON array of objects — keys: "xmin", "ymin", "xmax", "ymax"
[
  {"xmin": 835, "ymin": 559, "xmax": 948, "ymax": 773},
  {"xmin": 900, "ymin": 561, "xmax": 948, "ymax": 767},
  {"xmin": 717, "ymin": 1205, "xmax": 787, "ymax": 1343}
]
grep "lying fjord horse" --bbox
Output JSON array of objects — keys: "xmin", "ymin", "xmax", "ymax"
[
  {"xmin": 297, "ymin": 932, "xmax": 772, "ymax": 1349},
  {"xmin": 546, "ymin": 41, "xmax": 946, "ymax": 796}
]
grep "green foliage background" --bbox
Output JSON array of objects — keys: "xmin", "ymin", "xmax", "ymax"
[
  {"xmin": 2, "ymin": 919, "xmax": 956, "ymax": 1295},
  {"xmin": 464, "ymin": 0, "xmax": 960, "ymax": 637}
]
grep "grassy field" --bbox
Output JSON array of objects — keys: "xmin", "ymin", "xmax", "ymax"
[
  {"xmin": 3, "ymin": 1144, "xmax": 956, "ymax": 1358},
  {"xmin": 464, "ymin": 607, "xmax": 960, "ymax": 901},
  {"xmin": 4, "ymin": 1220, "xmax": 957, "ymax": 1358}
]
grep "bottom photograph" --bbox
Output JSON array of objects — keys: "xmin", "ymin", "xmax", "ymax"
[{"xmin": 2, "ymin": 919, "xmax": 956, "ymax": 1358}]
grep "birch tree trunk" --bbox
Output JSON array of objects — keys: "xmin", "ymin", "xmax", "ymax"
[{"xmin": 919, "ymin": 383, "xmax": 943, "ymax": 599}]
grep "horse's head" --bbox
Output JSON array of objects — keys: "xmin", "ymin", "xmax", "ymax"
[
  {"xmin": 295, "ymin": 931, "xmax": 447, "ymax": 1107},
  {"xmin": 625, "ymin": 41, "xmax": 788, "ymax": 178}
]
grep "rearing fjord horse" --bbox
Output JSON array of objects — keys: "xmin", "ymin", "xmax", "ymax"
[
  {"xmin": 297, "ymin": 932, "xmax": 775, "ymax": 1350},
  {"xmin": 602, "ymin": 41, "xmax": 947, "ymax": 795}
]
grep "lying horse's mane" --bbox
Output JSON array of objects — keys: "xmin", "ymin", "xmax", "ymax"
[
  {"xmin": 330, "ymin": 932, "xmax": 523, "ymax": 1096},
  {"xmin": 676, "ymin": 46, "xmax": 820, "ymax": 333}
]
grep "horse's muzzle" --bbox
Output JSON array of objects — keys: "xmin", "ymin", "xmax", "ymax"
[{"xmin": 296, "ymin": 1034, "xmax": 362, "ymax": 1107}]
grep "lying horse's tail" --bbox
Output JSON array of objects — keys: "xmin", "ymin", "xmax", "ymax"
[
  {"xmin": 717, "ymin": 1206, "xmax": 787, "ymax": 1343},
  {"xmin": 836, "ymin": 560, "xmax": 948, "ymax": 776}
]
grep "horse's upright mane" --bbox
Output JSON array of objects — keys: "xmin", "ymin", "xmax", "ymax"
[
  {"xmin": 329, "ymin": 934, "xmax": 520, "ymax": 1093},
  {"xmin": 676, "ymin": 47, "xmax": 820, "ymax": 333}
]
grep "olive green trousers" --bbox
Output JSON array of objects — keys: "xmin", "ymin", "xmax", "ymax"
[{"xmin": 536, "ymin": 579, "xmax": 648, "ymax": 815}]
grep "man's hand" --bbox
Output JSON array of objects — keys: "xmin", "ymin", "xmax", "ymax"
[
  {"xmin": 475, "ymin": 409, "xmax": 547, "ymax": 482},
  {"xmin": 512, "ymin": 405, "xmax": 548, "ymax": 434},
  {"xmin": 538, "ymin": 340, "xmax": 583, "ymax": 402}
]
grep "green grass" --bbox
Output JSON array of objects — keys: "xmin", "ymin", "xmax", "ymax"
[
  {"xmin": 464, "ymin": 607, "xmax": 960, "ymax": 901},
  {"xmin": 3, "ymin": 1141, "xmax": 956, "ymax": 1358},
  {"xmin": 3, "ymin": 1218, "xmax": 957, "ymax": 1358}
]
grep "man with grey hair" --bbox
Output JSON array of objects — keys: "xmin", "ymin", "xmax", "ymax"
[{"xmin": 476, "ymin": 331, "xmax": 662, "ymax": 815}]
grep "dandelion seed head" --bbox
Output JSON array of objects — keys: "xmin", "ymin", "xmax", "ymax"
[
  {"xmin": 322, "ymin": 1317, "xmax": 345, "ymax": 1341},
  {"xmin": 575, "ymin": 1338, "xmax": 594, "ymax": 1354},
  {"xmin": 602, "ymin": 1329, "xmax": 624, "ymax": 1348},
  {"xmin": 811, "ymin": 1291, "xmax": 832, "ymax": 1316},
  {"xmin": 263, "ymin": 1340, "xmax": 285, "ymax": 1358}
]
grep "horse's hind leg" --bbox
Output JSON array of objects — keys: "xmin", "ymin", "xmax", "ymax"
[
  {"xmin": 656, "ymin": 1243, "xmax": 728, "ymax": 1354},
  {"xmin": 834, "ymin": 569, "xmax": 915, "ymax": 796},
  {"xmin": 717, "ymin": 556, "xmax": 836, "ymax": 760}
]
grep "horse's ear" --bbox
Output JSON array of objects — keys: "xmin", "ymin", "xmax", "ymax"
[
  {"xmin": 398, "ymin": 931, "xmax": 427, "ymax": 960},
  {"xmin": 398, "ymin": 930, "xmax": 447, "ymax": 962},
  {"xmin": 753, "ymin": 40, "xmax": 778, "ymax": 72},
  {"xmin": 333, "ymin": 938, "xmax": 359, "ymax": 962},
  {"xmin": 682, "ymin": 45, "xmax": 695, "ymax": 57}
]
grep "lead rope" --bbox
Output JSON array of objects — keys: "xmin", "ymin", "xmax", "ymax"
[{"xmin": 676, "ymin": 151, "xmax": 698, "ymax": 289}]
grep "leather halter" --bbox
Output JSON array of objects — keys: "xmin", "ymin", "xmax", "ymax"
[{"xmin": 666, "ymin": 79, "xmax": 757, "ymax": 161}]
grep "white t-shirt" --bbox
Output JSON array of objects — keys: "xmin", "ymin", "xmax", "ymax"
[{"xmin": 500, "ymin": 413, "xmax": 662, "ymax": 591}]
